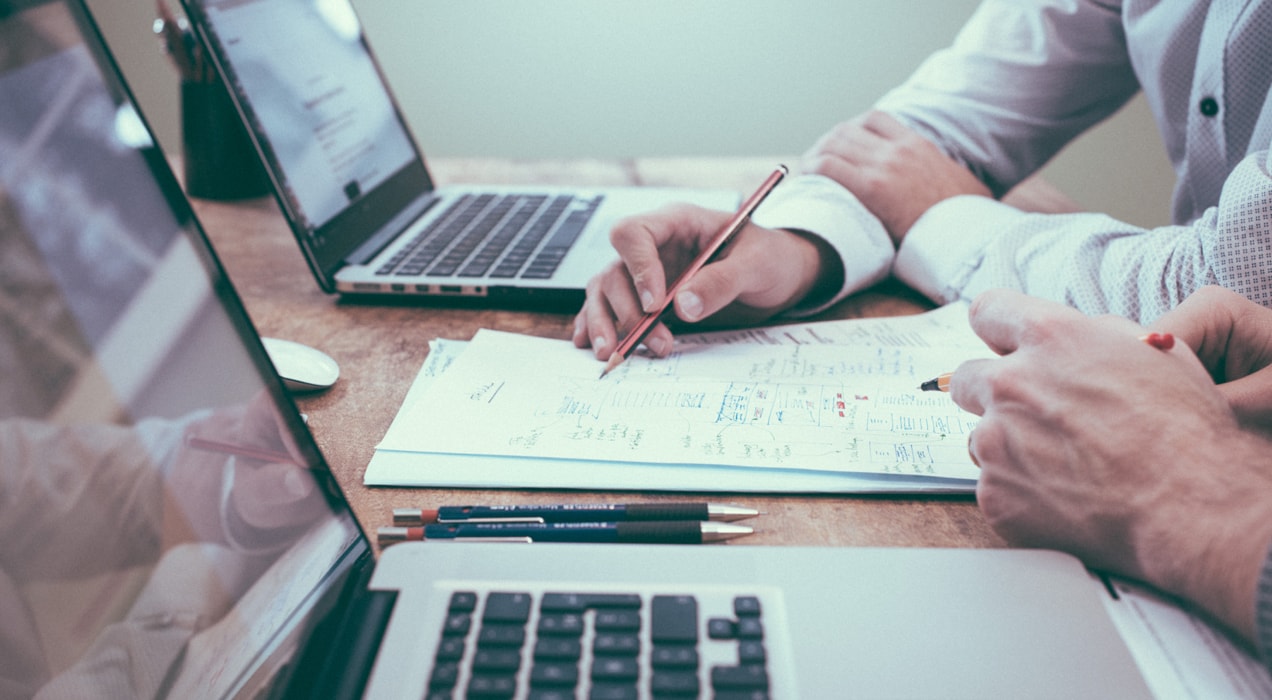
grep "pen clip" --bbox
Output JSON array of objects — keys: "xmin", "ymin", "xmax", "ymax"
[
  {"xmin": 452, "ymin": 537, "xmax": 535, "ymax": 544},
  {"xmin": 437, "ymin": 516, "xmax": 546, "ymax": 524}
]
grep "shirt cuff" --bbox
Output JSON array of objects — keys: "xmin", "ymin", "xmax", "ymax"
[
  {"xmin": 894, "ymin": 195, "xmax": 1030, "ymax": 304},
  {"xmin": 751, "ymin": 174, "xmax": 894, "ymax": 316}
]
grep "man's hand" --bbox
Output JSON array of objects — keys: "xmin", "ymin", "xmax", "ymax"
[
  {"xmin": 949, "ymin": 289, "xmax": 1272, "ymax": 644},
  {"xmin": 1153, "ymin": 285, "xmax": 1272, "ymax": 432},
  {"xmin": 801, "ymin": 110, "xmax": 991, "ymax": 243},
  {"xmin": 573, "ymin": 203, "xmax": 833, "ymax": 360}
]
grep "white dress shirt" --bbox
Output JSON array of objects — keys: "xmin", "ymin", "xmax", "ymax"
[{"xmin": 754, "ymin": 0, "xmax": 1272, "ymax": 323}]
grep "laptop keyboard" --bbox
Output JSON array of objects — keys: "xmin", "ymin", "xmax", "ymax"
[
  {"xmin": 377, "ymin": 193, "xmax": 603, "ymax": 281},
  {"xmin": 424, "ymin": 589, "xmax": 774, "ymax": 699}
]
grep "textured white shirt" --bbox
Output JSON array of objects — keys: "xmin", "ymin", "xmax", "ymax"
[{"xmin": 755, "ymin": 0, "xmax": 1272, "ymax": 323}]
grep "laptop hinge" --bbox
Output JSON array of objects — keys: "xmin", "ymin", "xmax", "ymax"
[
  {"xmin": 344, "ymin": 194, "xmax": 439, "ymax": 266},
  {"xmin": 271, "ymin": 549, "xmax": 398, "ymax": 700}
]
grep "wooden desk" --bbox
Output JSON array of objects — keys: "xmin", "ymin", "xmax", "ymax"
[{"xmin": 193, "ymin": 158, "xmax": 1074, "ymax": 551}]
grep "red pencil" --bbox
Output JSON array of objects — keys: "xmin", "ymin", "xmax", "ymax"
[{"xmin": 185, "ymin": 435, "xmax": 299, "ymax": 465}]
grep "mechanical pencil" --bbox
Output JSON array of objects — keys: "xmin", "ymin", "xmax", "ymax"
[
  {"xmin": 377, "ymin": 521, "xmax": 753, "ymax": 545},
  {"xmin": 392, "ymin": 502, "xmax": 759, "ymax": 525}
]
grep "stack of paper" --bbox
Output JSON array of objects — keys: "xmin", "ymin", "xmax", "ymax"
[{"xmin": 365, "ymin": 304, "xmax": 997, "ymax": 493}]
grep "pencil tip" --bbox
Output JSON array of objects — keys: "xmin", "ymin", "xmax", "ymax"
[
  {"xmin": 919, "ymin": 379, "xmax": 938, "ymax": 392},
  {"xmin": 599, "ymin": 353, "xmax": 624, "ymax": 379}
]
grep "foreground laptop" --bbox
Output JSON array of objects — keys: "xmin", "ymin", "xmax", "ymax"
[
  {"xmin": 0, "ymin": 1, "xmax": 1152, "ymax": 697},
  {"xmin": 177, "ymin": 0, "xmax": 738, "ymax": 306}
]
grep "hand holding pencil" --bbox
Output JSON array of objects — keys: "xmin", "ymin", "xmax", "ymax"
[
  {"xmin": 599, "ymin": 165, "xmax": 788, "ymax": 377},
  {"xmin": 575, "ymin": 166, "xmax": 833, "ymax": 372}
]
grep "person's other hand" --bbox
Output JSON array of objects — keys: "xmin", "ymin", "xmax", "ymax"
[
  {"xmin": 1152, "ymin": 285, "xmax": 1272, "ymax": 432},
  {"xmin": 801, "ymin": 110, "xmax": 991, "ymax": 243},
  {"xmin": 167, "ymin": 392, "xmax": 323, "ymax": 549},
  {"xmin": 573, "ymin": 204, "xmax": 832, "ymax": 360},
  {"xmin": 949, "ymin": 289, "xmax": 1272, "ymax": 643}
]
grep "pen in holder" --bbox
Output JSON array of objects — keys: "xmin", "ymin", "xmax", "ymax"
[{"xmin": 180, "ymin": 77, "xmax": 270, "ymax": 201}]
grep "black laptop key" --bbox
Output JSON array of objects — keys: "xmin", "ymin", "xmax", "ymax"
[
  {"xmin": 528, "ymin": 691, "xmax": 574, "ymax": 700},
  {"xmin": 529, "ymin": 661, "xmax": 579, "ymax": 687},
  {"xmin": 650, "ymin": 669, "xmax": 700, "ymax": 695},
  {"xmin": 651, "ymin": 595, "xmax": 698, "ymax": 643},
  {"xmin": 707, "ymin": 617, "xmax": 736, "ymax": 639},
  {"xmin": 711, "ymin": 664, "xmax": 769, "ymax": 690},
  {"xmin": 537, "ymin": 612, "xmax": 584, "ymax": 636},
  {"xmin": 592, "ymin": 657, "xmax": 639, "ymax": 682},
  {"xmin": 650, "ymin": 645, "xmax": 698, "ymax": 669},
  {"xmin": 441, "ymin": 612, "xmax": 472, "ymax": 636},
  {"xmin": 477, "ymin": 624, "xmax": 526, "ymax": 647},
  {"xmin": 589, "ymin": 683, "xmax": 639, "ymax": 700},
  {"xmin": 483, "ymin": 592, "xmax": 532, "ymax": 624},
  {"xmin": 594, "ymin": 610, "xmax": 641, "ymax": 632},
  {"xmin": 736, "ymin": 617, "xmax": 764, "ymax": 640},
  {"xmin": 540, "ymin": 592, "xmax": 642, "ymax": 612},
  {"xmin": 737, "ymin": 640, "xmax": 767, "ymax": 664},
  {"xmin": 466, "ymin": 673, "xmax": 516, "ymax": 699},
  {"xmin": 734, "ymin": 595, "xmax": 762, "ymax": 617},
  {"xmin": 534, "ymin": 637, "xmax": 582, "ymax": 661},
  {"xmin": 428, "ymin": 661, "xmax": 460, "ymax": 689},
  {"xmin": 449, "ymin": 591, "xmax": 478, "ymax": 612},
  {"xmin": 713, "ymin": 692, "xmax": 771, "ymax": 700},
  {"xmin": 593, "ymin": 633, "xmax": 640, "ymax": 656},
  {"xmin": 435, "ymin": 636, "xmax": 466, "ymax": 661},
  {"xmin": 472, "ymin": 648, "xmax": 522, "ymax": 674}
]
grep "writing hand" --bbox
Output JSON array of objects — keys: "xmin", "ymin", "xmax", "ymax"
[
  {"xmin": 573, "ymin": 203, "xmax": 830, "ymax": 359},
  {"xmin": 801, "ymin": 110, "xmax": 991, "ymax": 243},
  {"xmin": 948, "ymin": 289, "xmax": 1272, "ymax": 644},
  {"xmin": 1151, "ymin": 285, "xmax": 1272, "ymax": 432}
]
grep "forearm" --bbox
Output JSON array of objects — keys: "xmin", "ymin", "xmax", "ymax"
[
  {"xmin": 875, "ymin": 0, "xmax": 1138, "ymax": 195},
  {"xmin": 1135, "ymin": 430, "xmax": 1272, "ymax": 648},
  {"xmin": 897, "ymin": 149, "xmax": 1272, "ymax": 323}
]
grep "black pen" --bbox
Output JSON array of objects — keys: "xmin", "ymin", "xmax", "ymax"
[
  {"xmin": 377, "ymin": 521, "xmax": 753, "ymax": 545},
  {"xmin": 392, "ymin": 502, "xmax": 759, "ymax": 526}
]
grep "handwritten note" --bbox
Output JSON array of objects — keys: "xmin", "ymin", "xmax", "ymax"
[{"xmin": 377, "ymin": 305, "xmax": 994, "ymax": 481}]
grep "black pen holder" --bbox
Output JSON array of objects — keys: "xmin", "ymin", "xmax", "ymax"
[{"xmin": 181, "ymin": 79, "xmax": 270, "ymax": 201}]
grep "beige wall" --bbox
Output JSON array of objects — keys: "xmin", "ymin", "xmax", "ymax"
[{"xmin": 91, "ymin": 1, "xmax": 1174, "ymax": 227}]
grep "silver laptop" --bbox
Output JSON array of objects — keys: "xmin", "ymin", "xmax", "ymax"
[
  {"xmin": 0, "ymin": 3, "xmax": 1152, "ymax": 697},
  {"xmin": 177, "ymin": 0, "xmax": 738, "ymax": 306}
]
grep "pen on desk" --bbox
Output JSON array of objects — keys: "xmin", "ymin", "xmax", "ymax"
[
  {"xmin": 377, "ymin": 521, "xmax": 753, "ymax": 546},
  {"xmin": 393, "ymin": 502, "xmax": 759, "ymax": 525},
  {"xmin": 918, "ymin": 331, "xmax": 1178, "ymax": 392},
  {"xmin": 599, "ymin": 164, "xmax": 789, "ymax": 379},
  {"xmin": 185, "ymin": 435, "xmax": 300, "ymax": 466}
]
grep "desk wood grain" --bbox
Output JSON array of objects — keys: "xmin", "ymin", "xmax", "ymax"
[{"xmin": 193, "ymin": 158, "xmax": 1028, "ymax": 551}]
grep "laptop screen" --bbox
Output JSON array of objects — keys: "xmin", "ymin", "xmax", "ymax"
[
  {"xmin": 184, "ymin": 0, "xmax": 436, "ymax": 285},
  {"xmin": 0, "ymin": 0, "xmax": 363, "ymax": 697}
]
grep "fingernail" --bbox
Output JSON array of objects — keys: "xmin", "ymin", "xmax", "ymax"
[
  {"xmin": 647, "ymin": 336, "xmax": 668, "ymax": 355},
  {"xmin": 639, "ymin": 288, "xmax": 655, "ymax": 312},
  {"xmin": 593, "ymin": 336, "xmax": 609, "ymax": 354},
  {"xmin": 677, "ymin": 291, "xmax": 703, "ymax": 321}
]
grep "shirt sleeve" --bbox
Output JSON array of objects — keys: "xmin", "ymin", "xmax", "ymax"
[
  {"xmin": 750, "ymin": 174, "xmax": 895, "ymax": 316},
  {"xmin": 874, "ymin": 0, "xmax": 1141, "ymax": 197},
  {"xmin": 894, "ymin": 148, "xmax": 1272, "ymax": 323}
]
